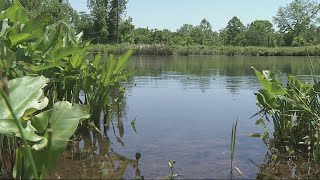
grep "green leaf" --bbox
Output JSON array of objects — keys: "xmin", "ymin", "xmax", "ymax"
[
  {"xmin": 0, "ymin": 76, "xmax": 48, "ymax": 120},
  {"xmin": 9, "ymin": 33, "xmax": 34, "ymax": 47},
  {"xmin": 19, "ymin": 60, "xmax": 66, "ymax": 72},
  {"xmin": 101, "ymin": 54, "xmax": 117, "ymax": 85},
  {"xmin": 0, "ymin": 0, "xmax": 29, "ymax": 23},
  {"xmin": 92, "ymin": 53, "xmax": 101, "ymax": 69},
  {"xmin": 31, "ymin": 110, "xmax": 51, "ymax": 133},
  {"xmin": 114, "ymin": 50, "xmax": 133, "ymax": 74},
  {"xmin": 48, "ymin": 101, "xmax": 90, "ymax": 150},
  {"xmin": 50, "ymin": 45, "xmax": 80, "ymax": 61},
  {"xmin": 70, "ymin": 48, "xmax": 87, "ymax": 68},
  {"xmin": 0, "ymin": 120, "xmax": 43, "ymax": 142},
  {"xmin": 251, "ymin": 67, "xmax": 287, "ymax": 95},
  {"xmin": 32, "ymin": 101, "xmax": 90, "ymax": 172},
  {"xmin": 22, "ymin": 14, "xmax": 52, "ymax": 36}
]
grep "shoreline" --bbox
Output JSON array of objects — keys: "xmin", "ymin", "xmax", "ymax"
[{"xmin": 91, "ymin": 44, "xmax": 320, "ymax": 56}]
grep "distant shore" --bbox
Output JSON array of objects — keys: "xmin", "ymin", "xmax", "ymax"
[{"xmin": 91, "ymin": 44, "xmax": 320, "ymax": 56}]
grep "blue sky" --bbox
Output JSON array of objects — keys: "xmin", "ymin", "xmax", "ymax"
[{"xmin": 69, "ymin": 0, "xmax": 293, "ymax": 31}]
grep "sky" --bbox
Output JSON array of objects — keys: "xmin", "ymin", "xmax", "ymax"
[{"xmin": 69, "ymin": 0, "xmax": 293, "ymax": 32}]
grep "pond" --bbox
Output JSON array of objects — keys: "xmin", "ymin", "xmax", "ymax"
[{"xmin": 53, "ymin": 55, "xmax": 320, "ymax": 179}]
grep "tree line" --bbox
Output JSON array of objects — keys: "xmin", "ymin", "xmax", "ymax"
[{"xmin": 10, "ymin": 0, "xmax": 320, "ymax": 47}]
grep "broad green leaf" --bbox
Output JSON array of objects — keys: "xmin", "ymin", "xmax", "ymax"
[
  {"xmin": 251, "ymin": 67, "xmax": 287, "ymax": 95},
  {"xmin": 9, "ymin": 33, "xmax": 34, "ymax": 47},
  {"xmin": 101, "ymin": 54, "xmax": 117, "ymax": 85},
  {"xmin": 19, "ymin": 60, "xmax": 66, "ymax": 72},
  {"xmin": 0, "ymin": 76, "xmax": 48, "ymax": 120},
  {"xmin": 0, "ymin": 0, "xmax": 29, "ymax": 23},
  {"xmin": 259, "ymin": 90, "xmax": 279, "ymax": 109},
  {"xmin": 50, "ymin": 45, "xmax": 79, "ymax": 61},
  {"xmin": 114, "ymin": 50, "xmax": 133, "ymax": 74},
  {"xmin": 31, "ymin": 110, "xmax": 51, "ymax": 133},
  {"xmin": 32, "ymin": 101, "xmax": 90, "ymax": 172},
  {"xmin": 92, "ymin": 53, "xmax": 101, "ymax": 69},
  {"xmin": 48, "ymin": 102, "xmax": 90, "ymax": 150},
  {"xmin": 22, "ymin": 14, "xmax": 52, "ymax": 36},
  {"xmin": 70, "ymin": 48, "xmax": 87, "ymax": 68},
  {"xmin": 0, "ymin": 120, "xmax": 43, "ymax": 142}
]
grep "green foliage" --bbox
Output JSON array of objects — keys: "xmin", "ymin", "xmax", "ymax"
[
  {"xmin": 0, "ymin": 76, "xmax": 90, "ymax": 179},
  {"xmin": 252, "ymin": 67, "xmax": 320, "ymax": 164},
  {"xmin": 224, "ymin": 16, "xmax": 246, "ymax": 46},
  {"xmin": 273, "ymin": 0, "xmax": 320, "ymax": 46},
  {"xmin": 85, "ymin": 0, "xmax": 128, "ymax": 43},
  {"xmin": 246, "ymin": 20, "xmax": 274, "ymax": 47},
  {"xmin": 0, "ymin": 1, "xmax": 132, "ymax": 178}
]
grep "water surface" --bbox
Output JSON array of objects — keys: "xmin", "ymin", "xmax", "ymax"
[{"xmin": 54, "ymin": 55, "xmax": 320, "ymax": 179}]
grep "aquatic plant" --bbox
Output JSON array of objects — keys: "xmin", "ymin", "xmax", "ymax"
[
  {"xmin": 0, "ymin": 76, "xmax": 90, "ymax": 179},
  {"xmin": 252, "ymin": 66, "xmax": 320, "ymax": 176},
  {"xmin": 230, "ymin": 119, "xmax": 238, "ymax": 174},
  {"xmin": 0, "ymin": 0, "xmax": 132, "ymax": 178}
]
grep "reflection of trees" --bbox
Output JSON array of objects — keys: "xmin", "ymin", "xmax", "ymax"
[{"xmin": 126, "ymin": 56, "xmax": 319, "ymax": 77}]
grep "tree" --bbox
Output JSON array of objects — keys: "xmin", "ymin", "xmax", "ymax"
[
  {"xmin": 87, "ymin": 0, "xmax": 109, "ymax": 43},
  {"xmin": 76, "ymin": 12, "xmax": 94, "ymax": 40},
  {"xmin": 108, "ymin": 0, "xmax": 128, "ymax": 43},
  {"xmin": 134, "ymin": 28, "xmax": 152, "ymax": 44},
  {"xmin": 119, "ymin": 17, "xmax": 135, "ymax": 43},
  {"xmin": 177, "ymin": 24, "xmax": 194, "ymax": 35},
  {"xmin": 225, "ymin": 16, "xmax": 246, "ymax": 46},
  {"xmin": 87, "ymin": 0, "xmax": 128, "ymax": 43},
  {"xmin": 6, "ymin": 0, "xmax": 78, "ymax": 24},
  {"xmin": 246, "ymin": 20, "xmax": 274, "ymax": 47},
  {"xmin": 177, "ymin": 24, "xmax": 195, "ymax": 45},
  {"xmin": 273, "ymin": 0, "xmax": 320, "ymax": 45}
]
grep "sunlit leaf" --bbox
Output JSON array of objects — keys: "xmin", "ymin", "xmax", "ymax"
[
  {"xmin": 251, "ymin": 67, "xmax": 287, "ymax": 95},
  {"xmin": 9, "ymin": 33, "xmax": 34, "ymax": 47},
  {"xmin": 0, "ymin": 0, "xmax": 29, "ymax": 23},
  {"xmin": 0, "ymin": 76, "xmax": 48, "ymax": 120}
]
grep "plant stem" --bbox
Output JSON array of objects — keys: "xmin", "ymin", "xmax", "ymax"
[{"xmin": 0, "ymin": 89, "xmax": 39, "ymax": 179}]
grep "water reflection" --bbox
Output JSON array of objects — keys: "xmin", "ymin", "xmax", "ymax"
[
  {"xmin": 55, "ymin": 56, "xmax": 320, "ymax": 179},
  {"xmin": 52, "ymin": 130, "xmax": 140, "ymax": 179}
]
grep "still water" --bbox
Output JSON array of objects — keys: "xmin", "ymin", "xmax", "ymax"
[{"xmin": 54, "ymin": 55, "xmax": 319, "ymax": 179}]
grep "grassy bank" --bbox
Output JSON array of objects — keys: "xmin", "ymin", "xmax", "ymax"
[{"xmin": 91, "ymin": 44, "xmax": 320, "ymax": 56}]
